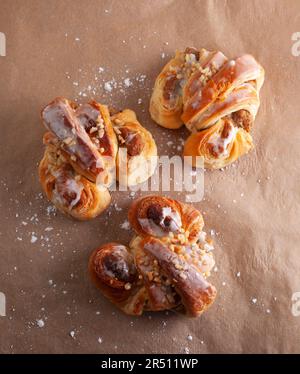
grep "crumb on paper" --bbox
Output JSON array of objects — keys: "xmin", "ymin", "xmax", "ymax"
[
  {"xmin": 98, "ymin": 337, "xmax": 103, "ymax": 344},
  {"xmin": 70, "ymin": 331, "xmax": 75, "ymax": 338},
  {"xmin": 187, "ymin": 335, "xmax": 193, "ymax": 341},
  {"xmin": 251, "ymin": 298, "xmax": 257, "ymax": 304}
]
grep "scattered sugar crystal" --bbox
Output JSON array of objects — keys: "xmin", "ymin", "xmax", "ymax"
[
  {"xmin": 252, "ymin": 298, "xmax": 257, "ymax": 304},
  {"xmin": 98, "ymin": 337, "xmax": 103, "ymax": 344},
  {"xmin": 236, "ymin": 272, "xmax": 241, "ymax": 277},
  {"xmin": 114, "ymin": 203, "xmax": 122, "ymax": 212},
  {"xmin": 120, "ymin": 220, "xmax": 130, "ymax": 230},
  {"xmin": 187, "ymin": 335, "xmax": 193, "ymax": 341},
  {"xmin": 70, "ymin": 331, "xmax": 75, "ymax": 338},
  {"xmin": 161, "ymin": 52, "xmax": 165, "ymax": 59},
  {"xmin": 104, "ymin": 82, "xmax": 113, "ymax": 92},
  {"xmin": 36, "ymin": 319, "xmax": 45, "ymax": 328},
  {"xmin": 30, "ymin": 234, "xmax": 38, "ymax": 243},
  {"xmin": 184, "ymin": 347, "xmax": 190, "ymax": 354}
]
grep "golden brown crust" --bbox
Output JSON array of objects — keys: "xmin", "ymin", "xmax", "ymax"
[
  {"xmin": 183, "ymin": 117, "xmax": 253, "ymax": 169},
  {"xmin": 89, "ymin": 195, "xmax": 216, "ymax": 317},
  {"xmin": 39, "ymin": 147, "xmax": 111, "ymax": 220},
  {"xmin": 111, "ymin": 109, "xmax": 157, "ymax": 186},
  {"xmin": 150, "ymin": 48, "xmax": 264, "ymax": 169},
  {"xmin": 39, "ymin": 98, "xmax": 157, "ymax": 220}
]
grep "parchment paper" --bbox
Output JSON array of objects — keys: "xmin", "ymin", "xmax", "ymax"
[{"xmin": 0, "ymin": 0, "xmax": 300, "ymax": 353}]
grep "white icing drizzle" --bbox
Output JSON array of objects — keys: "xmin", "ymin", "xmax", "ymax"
[
  {"xmin": 207, "ymin": 122, "xmax": 237, "ymax": 157},
  {"xmin": 51, "ymin": 169, "xmax": 83, "ymax": 210},
  {"xmin": 138, "ymin": 207, "xmax": 182, "ymax": 237}
]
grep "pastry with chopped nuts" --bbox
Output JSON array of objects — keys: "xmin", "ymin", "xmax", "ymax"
[
  {"xmin": 39, "ymin": 97, "xmax": 157, "ymax": 220},
  {"xmin": 89, "ymin": 195, "xmax": 217, "ymax": 316},
  {"xmin": 149, "ymin": 47, "xmax": 264, "ymax": 169},
  {"xmin": 111, "ymin": 109, "xmax": 157, "ymax": 186}
]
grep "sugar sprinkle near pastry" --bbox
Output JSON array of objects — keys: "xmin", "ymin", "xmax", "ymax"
[
  {"xmin": 149, "ymin": 47, "xmax": 264, "ymax": 169},
  {"xmin": 89, "ymin": 195, "xmax": 217, "ymax": 317}
]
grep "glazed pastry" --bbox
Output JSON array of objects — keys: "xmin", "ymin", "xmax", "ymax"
[
  {"xmin": 39, "ymin": 97, "xmax": 157, "ymax": 220},
  {"xmin": 89, "ymin": 195, "xmax": 217, "ymax": 316},
  {"xmin": 149, "ymin": 47, "xmax": 264, "ymax": 169},
  {"xmin": 111, "ymin": 109, "xmax": 157, "ymax": 186}
]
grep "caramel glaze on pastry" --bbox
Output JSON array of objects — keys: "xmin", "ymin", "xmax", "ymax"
[
  {"xmin": 149, "ymin": 47, "xmax": 264, "ymax": 169},
  {"xmin": 89, "ymin": 195, "xmax": 217, "ymax": 317},
  {"xmin": 39, "ymin": 97, "xmax": 157, "ymax": 220}
]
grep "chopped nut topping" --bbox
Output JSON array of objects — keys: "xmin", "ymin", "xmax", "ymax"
[
  {"xmin": 113, "ymin": 127, "xmax": 121, "ymax": 135},
  {"xmin": 98, "ymin": 129, "xmax": 105, "ymax": 138},
  {"xmin": 124, "ymin": 282, "xmax": 132, "ymax": 290},
  {"xmin": 114, "ymin": 118, "xmax": 123, "ymax": 125},
  {"xmin": 179, "ymin": 273, "xmax": 187, "ymax": 280},
  {"xmin": 147, "ymin": 272, "xmax": 154, "ymax": 281},
  {"xmin": 63, "ymin": 137, "xmax": 73, "ymax": 145},
  {"xmin": 89, "ymin": 126, "xmax": 98, "ymax": 134}
]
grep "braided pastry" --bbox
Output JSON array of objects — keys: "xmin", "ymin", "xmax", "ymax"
[
  {"xmin": 149, "ymin": 47, "xmax": 264, "ymax": 169},
  {"xmin": 39, "ymin": 97, "xmax": 157, "ymax": 220},
  {"xmin": 89, "ymin": 195, "xmax": 217, "ymax": 316}
]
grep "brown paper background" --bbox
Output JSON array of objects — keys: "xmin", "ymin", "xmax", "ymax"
[{"xmin": 0, "ymin": 0, "xmax": 300, "ymax": 354}]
